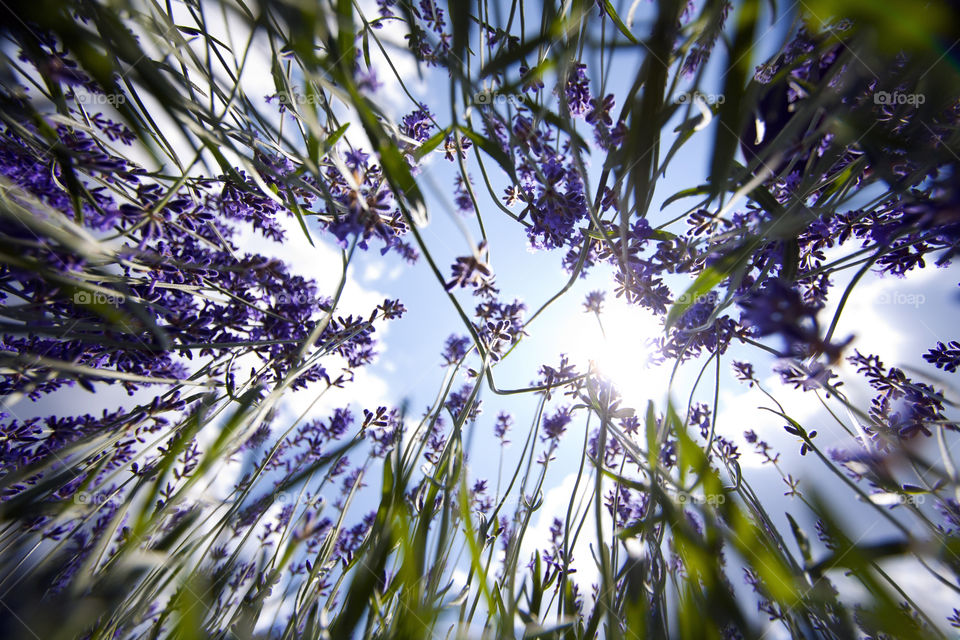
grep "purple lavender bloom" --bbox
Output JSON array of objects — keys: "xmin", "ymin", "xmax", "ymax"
[
  {"xmin": 586, "ymin": 94, "xmax": 615, "ymax": 147},
  {"xmin": 445, "ymin": 244, "xmax": 494, "ymax": 291},
  {"xmin": 583, "ymin": 290, "xmax": 605, "ymax": 314},
  {"xmin": 400, "ymin": 107, "xmax": 435, "ymax": 144},
  {"xmin": 562, "ymin": 63, "xmax": 591, "ymax": 117},
  {"xmin": 848, "ymin": 351, "xmax": 947, "ymax": 440},
  {"xmin": 454, "ymin": 174, "xmax": 474, "ymax": 213},
  {"xmin": 417, "ymin": 0, "xmax": 445, "ymax": 33},
  {"xmin": 518, "ymin": 65, "xmax": 545, "ymax": 94},
  {"xmin": 924, "ymin": 340, "xmax": 960, "ymax": 373},
  {"xmin": 376, "ymin": 0, "xmax": 395, "ymax": 17},
  {"xmin": 738, "ymin": 280, "xmax": 849, "ymax": 360},
  {"xmin": 344, "ymin": 148, "xmax": 371, "ymax": 170},
  {"xmin": 542, "ymin": 407, "xmax": 573, "ymax": 441},
  {"xmin": 441, "ymin": 334, "xmax": 471, "ymax": 365},
  {"xmin": 731, "ymin": 361, "xmax": 756, "ymax": 386},
  {"xmin": 445, "ymin": 383, "xmax": 481, "ymax": 423},
  {"xmin": 524, "ymin": 151, "xmax": 589, "ymax": 250},
  {"xmin": 494, "ymin": 411, "xmax": 513, "ymax": 443}
]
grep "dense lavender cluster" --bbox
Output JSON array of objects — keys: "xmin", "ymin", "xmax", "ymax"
[
  {"xmin": 0, "ymin": 29, "xmax": 422, "ymax": 631},
  {"xmin": 924, "ymin": 340, "xmax": 960, "ymax": 373},
  {"xmin": 323, "ymin": 149, "xmax": 419, "ymax": 261},
  {"xmin": 847, "ymin": 351, "xmax": 948, "ymax": 441}
]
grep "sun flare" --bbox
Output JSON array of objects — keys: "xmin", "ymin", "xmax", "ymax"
[{"xmin": 567, "ymin": 295, "xmax": 667, "ymax": 409}]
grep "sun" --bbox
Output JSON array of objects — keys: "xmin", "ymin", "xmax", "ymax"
[{"xmin": 566, "ymin": 295, "xmax": 668, "ymax": 409}]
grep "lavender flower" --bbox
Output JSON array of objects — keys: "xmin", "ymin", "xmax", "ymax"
[
  {"xmin": 583, "ymin": 290, "xmax": 605, "ymax": 314},
  {"xmin": 923, "ymin": 340, "xmax": 960, "ymax": 372},
  {"xmin": 542, "ymin": 407, "xmax": 573, "ymax": 441},
  {"xmin": 562, "ymin": 63, "xmax": 591, "ymax": 117}
]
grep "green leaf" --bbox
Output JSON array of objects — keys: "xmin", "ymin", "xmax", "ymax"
[
  {"xmin": 786, "ymin": 512, "xmax": 813, "ymax": 565},
  {"xmin": 803, "ymin": 0, "xmax": 956, "ymax": 54},
  {"xmin": 665, "ymin": 243, "xmax": 752, "ymax": 329},
  {"xmin": 621, "ymin": 0, "xmax": 683, "ymax": 222},
  {"xmin": 602, "ymin": 0, "xmax": 639, "ymax": 44},
  {"xmin": 412, "ymin": 127, "xmax": 451, "ymax": 161},
  {"xmin": 336, "ymin": 0, "xmax": 356, "ymax": 70},
  {"xmin": 450, "ymin": 0, "xmax": 472, "ymax": 64},
  {"xmin": 661, "ymin": 185, "xmax": 711, "ymax": 210},
  {"xmin": 710, "ymin": 0, "xmax": 760, "ymax": 197},
  {"xmin": 530, "ymin": 550, "xmax": 543, "ymax": 616}
]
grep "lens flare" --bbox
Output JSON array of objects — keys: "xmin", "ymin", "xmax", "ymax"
[{"xmin": 567, "ymin": 296, "xmax": 666, "ymax": 408}]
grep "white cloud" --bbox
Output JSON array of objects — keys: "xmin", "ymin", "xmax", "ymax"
[
  {"xmin": 362, "ymin": 261, "xmax": 386, "ymax": 282},
  {"xmin": 356, "ymin": 0, "xmax": 430, "ymax": 114},
  {"xmin": 827, "ymin": 265, "xmax": 942, "ymax": 367},
  {"xmin": 234, "ymin": 213, "xmax": 395, "ymax": 420},
  {"xmin": 519, "ymin": 469, "xmax": 617, "ymax": 605},
  {"xmin": 387, "ymin": 264, "xmax": 405, "ymax": 280}
]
